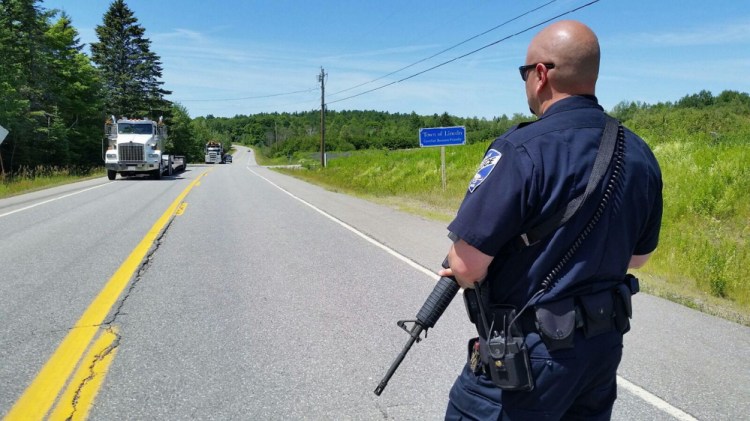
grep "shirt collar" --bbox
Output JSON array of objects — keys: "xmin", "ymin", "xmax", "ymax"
[{"xmin": 540, "ymin": 95, "xmax": 602, "ymax": 119}]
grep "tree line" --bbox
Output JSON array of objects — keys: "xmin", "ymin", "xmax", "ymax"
[
  {"xmin": 202, "ymin": 89, "xmax": 750, "ymax": 160},
  {"xmin": 198, "ymin": 110, "xmax": 535, "ymax": 161}
]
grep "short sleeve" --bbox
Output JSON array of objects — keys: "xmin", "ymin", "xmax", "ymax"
[
  {"xmin": 633, "ymin": 174, "xmax": 663, "ymax": 255},
  {"xmin": 447, "ymin": 140, "xmax": 534, "ymax": 256}
]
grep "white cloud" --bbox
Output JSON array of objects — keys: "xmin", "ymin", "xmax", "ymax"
[{"xmin": 630, "ymin": 20, "xmax": 750, "ymax": 47}]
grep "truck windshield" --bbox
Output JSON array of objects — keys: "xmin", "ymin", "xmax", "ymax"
[{"xmin": 118, "ymin": 123, "xmax": 153, "ymax": 135}]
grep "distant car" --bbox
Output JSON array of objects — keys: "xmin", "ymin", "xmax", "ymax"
[{"xmin": 223, "ymin": 154, "xmax": 233, "ymax": 164}]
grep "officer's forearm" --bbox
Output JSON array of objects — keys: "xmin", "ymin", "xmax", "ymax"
[
  {"xmin": 447, "ymin": 240, "xmax": 493, "ymax": 288},
  {"xmin": 628, "ymin": 252, "xmax": 652, "ymax": 269}
]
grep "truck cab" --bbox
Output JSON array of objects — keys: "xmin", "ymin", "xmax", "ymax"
[
  {"xmin": 205, "ymin": 141, "xmax": 223, "ymax": 164},
  {"xmin": 104, "ymin": 116, "xmax": 167, "ymax": 180}
]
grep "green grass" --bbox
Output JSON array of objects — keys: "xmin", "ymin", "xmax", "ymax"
[
  {"xmin": 275, "ymin": 146, "xmax": 489, "ymax": 218},
  {"xmin": 270, "ymin": 131, "xmax": 750, "ymax": 326},
  {"xmin": 651, "ymin": 140, "xmax": 748, "ymax": 287},
  {"xmin": 0, "ymin": 167, "xmax": 106, "ymax": 199}
]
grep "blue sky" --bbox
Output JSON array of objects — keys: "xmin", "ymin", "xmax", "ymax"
[{"xmin": 41, "ymin": 0, "xmax": 750, "ymax": 119}]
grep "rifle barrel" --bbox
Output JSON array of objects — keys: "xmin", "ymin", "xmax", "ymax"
[{"xmin": 374, "ymin": 324, "xmax": 423, "ymax": 396}]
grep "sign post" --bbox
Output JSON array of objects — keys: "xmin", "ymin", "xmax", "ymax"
[
  {"xmin": 0, "ymin": 125, "xmax": 8, "ymax": 177},
  {"xmin": 419, "ymin": 126, "xmax": 466, "ymax": 190}
]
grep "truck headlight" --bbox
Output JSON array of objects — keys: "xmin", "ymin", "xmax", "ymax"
[
  {"xmin": 106, "ymin": 153, "xmax": 117, "ymax": 160},
  {"xmin": 148, "ymin": 153, "xmax": 160, "ymax": 159}
]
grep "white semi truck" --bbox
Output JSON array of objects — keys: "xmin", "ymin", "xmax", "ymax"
[
  {"xmin": 104, "ymin": 115, "xmax": 185, "ymax": 180},
  {"xmin": 205, "ymin": 141, "xmax": 223, "ymax": 164}
]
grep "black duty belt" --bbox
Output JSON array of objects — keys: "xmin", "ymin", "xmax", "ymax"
[
  {"xmin": 516, "ymin": 306, "xmax": 585, "ymax": 335},
  {"xmin": 469, "ymin": 283, "xmax": 636, "ymax": 365}
]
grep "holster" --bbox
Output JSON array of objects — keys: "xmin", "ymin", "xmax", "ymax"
[
  {"xmin": 463, "ymin": 288, "xmax": 480, "ymax": 326},
  {"xmin": 613, "ymin": 274, "xmax": 639, "ymax": 333}
]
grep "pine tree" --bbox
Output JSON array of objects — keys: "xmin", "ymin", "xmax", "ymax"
[
  {"xmin": 45, "ymin": 12, "xmax": 104, "ymax": 166},
  {"xmin": 0, "ymin": 0, "xmax": 55, "ymax": 170},
  {"xmin": 90, "ymin": 0, "xmax": 171, "ymax": 119}
]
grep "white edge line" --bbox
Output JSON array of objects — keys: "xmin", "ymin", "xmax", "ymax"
[
  {"xmin": 0, "ymin": 182, "xmax": 113, "ymax": 219},
  {"xmin": 617, "ymin": 376, "xmax": 698, "ymax": 421},
  {"xmin": 246, "ymin": 166, "xmax": 441, "ymax": 282},
  {"xmin": 247, "ymin": 164, "xmax": 698, "ymax": 421}
]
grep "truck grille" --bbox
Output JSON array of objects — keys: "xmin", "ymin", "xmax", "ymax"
[{"xmin": 119, "ymin": 144, "xmax": 144, "ymax": 162}]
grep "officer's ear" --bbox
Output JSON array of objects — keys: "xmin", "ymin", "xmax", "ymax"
[{"xmin": 534, "ymin": 62, "xmax": 551, "ymax": 89}]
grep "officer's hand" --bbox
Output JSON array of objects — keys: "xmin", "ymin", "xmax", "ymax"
[
  {"xmin": 438, "ymin": 267, "xmax": 476, "ymax": 290},
  {"xmin": 438, "ymin": 267, "xmax": 453, "ymax": 278}
]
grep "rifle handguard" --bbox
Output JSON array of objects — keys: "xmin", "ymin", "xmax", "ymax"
[{"xmin": 417, "ymin": 276, "xmax": 460, "ymax": 328}]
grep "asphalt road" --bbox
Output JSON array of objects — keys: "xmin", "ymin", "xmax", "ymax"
[{"xmin": 0, "ymin": 146, "xmax": 747, "ymax": 420}]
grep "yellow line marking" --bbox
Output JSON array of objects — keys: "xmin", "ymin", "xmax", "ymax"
[
  {"xmin": 175, "ymin": 202, "xmax": 188, "ymax": 216},
  {"xmin": 196, "ymin": 167, "xmax": 212, "ymax": 187},
  {"xmin": 48, "ymin": 327, "xmax": 119, "ymax": 421},
  {"xmin": 4, "ymin": 172, "xmax": 208, "ymax": 420}
]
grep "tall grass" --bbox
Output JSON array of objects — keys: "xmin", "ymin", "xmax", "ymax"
[
  {"xmin": 280, "ymin": 144, "xmax": 491, "ymax": 218},
  {"xmin": 628, "ymin": 108, "xmax": 750, "ymax": 313},
  {"xmin": 0, "ymin": 166, "xmax": 105, "ymax": 199}
]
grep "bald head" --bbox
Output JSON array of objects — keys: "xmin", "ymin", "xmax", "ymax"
[{"xmin": 526, "ymin": 20, "xmax": 600, "ymax": 95}]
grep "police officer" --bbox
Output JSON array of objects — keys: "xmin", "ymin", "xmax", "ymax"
[{"xmin": 439, "ymin": 20, "xmax": 663, "ymax": 420}]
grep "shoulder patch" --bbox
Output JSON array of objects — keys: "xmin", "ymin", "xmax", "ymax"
[{"xmin": 468, "ymin": 149, "xmax": 502, "ymax": 193}]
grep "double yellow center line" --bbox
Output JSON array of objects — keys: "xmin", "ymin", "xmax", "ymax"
[{"xmin": 4, "ymin": 171, "xmax": 207, "ymax": 420}]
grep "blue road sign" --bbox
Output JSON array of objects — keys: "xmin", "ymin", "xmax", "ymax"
[{"xmin": 419, "ymin": 126, "xmax": 466, "ymax": 147}]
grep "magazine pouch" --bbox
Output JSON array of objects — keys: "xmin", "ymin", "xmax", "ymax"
[{"xmin": 579, "ymin": 290, "xmax": 615, "ymax": 338}]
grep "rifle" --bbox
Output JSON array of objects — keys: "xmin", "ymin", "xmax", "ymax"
[{"xmin": 374, "ymin": 259, "xmax": 459, "ymax": 396}]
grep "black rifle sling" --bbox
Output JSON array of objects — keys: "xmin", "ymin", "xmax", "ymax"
[
  {"xmin": 495, "ymin": 115, "xmax": 623, "ymax": 332},
  {"xmin": 517, "ymin": 115, "xmax": 620, "ymax": 248}
]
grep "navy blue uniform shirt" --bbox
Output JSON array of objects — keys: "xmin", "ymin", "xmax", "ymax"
[{"xmin": 448, "ymin": 95, "xmax": 662, "ymax": 307}]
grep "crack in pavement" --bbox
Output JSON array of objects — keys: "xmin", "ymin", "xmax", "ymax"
[
  {"xmin": 106, "ymin": 217, "xmax": 174, "ymax": 325},
  {"xmin": 66, "ymin": 326, "xmax": 121, "ymax": 421},
  {"xmin": 62, "ymin": 217, "xmax": 176, "ymax": 419}
]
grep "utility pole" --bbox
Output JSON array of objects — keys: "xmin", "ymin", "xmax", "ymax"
[{"xmin": 318, "ymin": 67, "xmax": 327, "ymax": 168}]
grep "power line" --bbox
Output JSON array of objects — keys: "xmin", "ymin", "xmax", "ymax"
[
  {"xmin": 327, "ymin": 0, "xmax": 558, "ymax": 98},
  {"xmin": 174, "ymin": 87, "xmax": 318, "ymax": 102},
  {"xmin": 173, "ymin": 1, "xmax": 556, "ymax": 106},
  {"xmin": 328, "ymin": 0, "xmax": 600, "ymax": 106}
]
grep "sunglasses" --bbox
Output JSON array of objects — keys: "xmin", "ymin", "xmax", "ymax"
[{"xmin": 519, "ymin": 63, "xmax": 555, "ymax": 81}]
